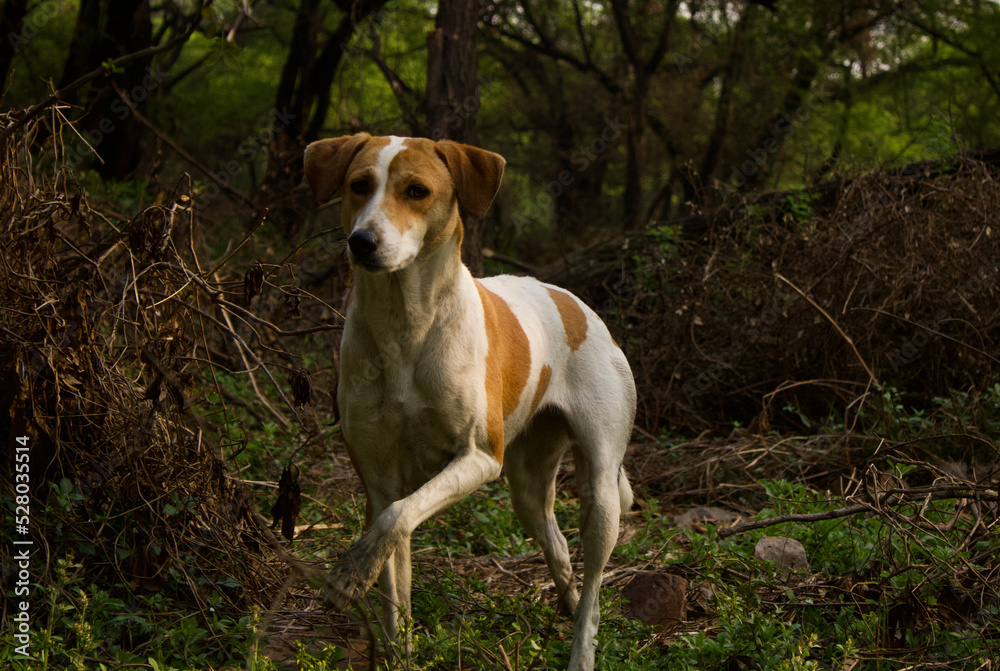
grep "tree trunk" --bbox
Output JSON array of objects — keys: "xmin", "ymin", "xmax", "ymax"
[
  {"xmin": 740, "ymin": 48, "xmax": 822, "ymax": 192},
  {"xmin": 697, "ymin": 7, "xmax": 752, "ymax": 202},
  {"xmin": 267, "ymin": 0, "xmax": 388, "ymax": 227},
  {"xmin": 302, "ymin": 12, "xmax": 376, "ymax": 142},
  {"xmin": 426, "ymin": 0, "xmax": 478, "ymax": 144},
  {"xmin": 273, "ymin": 0, "xmax": 388, "ymax": 147},
  {"xmin": 274, "ymin": 0, "xmax": 320, "ymax": 142},
  {"xmin": 552, "ymin": 109, "xmax": 608, "ymax": 237},
  {"xmin": 57, "ymin": 0, "xmax": 101, "ymax": 96},
  {"xmin": 0, "ymin": 0, "xmax": 29, "ymax": 84},
  {"xmin": 620, "ymin": 81, "xmax": 645, "ymax": 231},
  {"xmin": 58, "ymin": 0, "xmax": 153, "ymax": 181},
  {"xmin": 426, "ymin": 0, "xmax": 483, "ymax": 274}
]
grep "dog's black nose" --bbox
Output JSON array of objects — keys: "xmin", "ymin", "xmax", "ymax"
[{"xmin": 348, "ymin": 230, "xmax": 379, "ymax": 260}]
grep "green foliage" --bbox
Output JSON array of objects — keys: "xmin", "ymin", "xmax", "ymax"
[
  {"xmin": 666, "ymin": 611, "xmax": 821, "ymax": 670},
  {"xmin": 287, "ymin": 640, "xmax": 345, "ymax": 670},
  {"xmin": 66, "ymin": 170, "xmax": 154, "ymax": 219},
  {"xmin": 1, "ymin": 554, "xmax": 256, "ymax": 670},
  {"xmin": 6, "ymin": 0, "xmax": 1000, "ymax": 242},
  {"xmin": 1, "ymin": 6, "xmax": 78, "ymax": 105},
  {"xmin": 0, "ymin": 365, "xmax": 292, "ymax": 669},
  {"xmin": 646, "ymin": 224, "xmax": 680, "ymax": 253},
  {"xmin": 653, "ymin": 476, "xmax": 996, "ymax": 670},
  {"xmin": 421, "ymin": 482, "xmax": 533, "ymax": 557},
  {"xmin": 783, "ymin": 187, "xmax": 817, "ymax": 223},
  {"xmin": 6, "ymin": 2, "xmax": 1000, "ymax": 668}
]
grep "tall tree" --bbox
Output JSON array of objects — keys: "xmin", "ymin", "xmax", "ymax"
[
  {"xmin": 57, "ymin": 0, "xmax": 154, "ymax": 180},
  {"xmin": 607, "ymin": 0, "xmax": 681, "ymax": 230},
  {"xmin": 489, "ymin": 0, "xmax": 682, "ymax": 232},
  {"xmin": 357, "ymin": 0, "xmax": 487, "ymax": 272},
  {"xmin": 272, "ymin": 0, "xmax": 389, "ymax": 153},
  {"xmin": 485, "ymin": 0, "xmax": 941, "ymax": 234},
  {"xmin": 426, "ymin": 0, "xmax": 478, "ymax": 145},
  {"xmin": 0, "ymin": 0, "xmax": 28, "ymax": 84},
  {"xmin": 486, "ymin": 34, "xmax": 611, "ymax": 237},
  {"xmin": 266, "ymin": 0, "xmax": 389, "ymax": 215},
  {"xmin": 427, "ymin": 0, "xmax": 485, "ymax": 273},
  {"xmin": 734, "ymin": 1, "xmax": 898, "ymax": 191}
]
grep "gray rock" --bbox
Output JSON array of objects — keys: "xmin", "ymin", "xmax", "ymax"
[{"xmin": 754, "ymin": 536, "xmax": 809, "ymax": 579}]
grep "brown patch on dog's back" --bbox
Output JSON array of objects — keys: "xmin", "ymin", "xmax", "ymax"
[
  {"xmin": 475, "ymin": 281, "xmax": 531, "ymax": 460},
  {"xmin": 547, "ymin": 288, "xmax": 588, "ymax": 352},
  {"xmin": 529, "ymin": 364, "xmax": 552, "ymax": 415}
]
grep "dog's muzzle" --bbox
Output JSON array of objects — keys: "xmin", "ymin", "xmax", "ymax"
[{"xmin": 348, "ymin": 229, "xmax": 380, "ymax": 264}]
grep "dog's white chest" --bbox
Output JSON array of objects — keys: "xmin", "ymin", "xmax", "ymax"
[{"xmin": 338, "ymin": 317, "xmax": 484, "ymax": 489}]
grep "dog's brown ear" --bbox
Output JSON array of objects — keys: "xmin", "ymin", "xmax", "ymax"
[
  {"xmin": 304, "ymin": 133, "xmax": 372, "ymax": 203},
  {"xmin": 435, "ymin": 140, "xmax": 506, "ymax": 219}
]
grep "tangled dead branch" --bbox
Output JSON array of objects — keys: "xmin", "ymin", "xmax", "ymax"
[
  {"xmin": 0, "ymin": 109, "xmax": 337, "ymax": 643},
  {"xmin": 718, "ymin": 474, "xmax": 999, "ymax": 539},
  {"xmin": 542, "ymin": 156, "xmax": 1000, "ymax": 435}
]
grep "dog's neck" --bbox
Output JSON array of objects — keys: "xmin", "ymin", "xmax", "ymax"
[{"xmin": 351, "ymin": 234, "xmax": 467, "ymax": 345}]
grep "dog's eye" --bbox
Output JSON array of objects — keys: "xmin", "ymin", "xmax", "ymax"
[
  {"xmin": 406, "ymin": 185, "xmax": 430, "ymax": 200},
  {"xmin": 350, "ymin": 180, "xmax": 370, "ymax": 196}
]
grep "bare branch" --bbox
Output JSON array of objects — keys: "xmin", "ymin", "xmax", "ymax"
[
  {"xmin": 112, "ymin": 83, "xmax": 253, "ymax": 207},
  {"xmin": 718, "ymin": 487, "xmax": 998, "ymax": 539},
  {"xmin": 367, "ymin": 34, "xmax": 425, "ymax": 136},
  {"xmin": 0, "ymin": 1, "xmax": 208, "ymax": 143},
  {"xmin": 609, "ymin": 0, "xmax": 639, "ymax": 68},
  {"xmin": 494, "ymin": 27, "xmax": 623, "ymax": 95}
]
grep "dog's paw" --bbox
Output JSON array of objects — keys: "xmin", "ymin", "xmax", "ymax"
[
  {"xmin": 323, "ymin": 545, "xmax": 381, "ymax": 610},
  {"xmin": 558, "ymin": 586, "xmax": 580, "ymax": 618},
  {"xmin": 323, "ymin": 567, "xmax": 363, "ymax": 611}
]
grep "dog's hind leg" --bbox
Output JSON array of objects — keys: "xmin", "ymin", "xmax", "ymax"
[
  {"xmin": 505, "ymin": 410, "xmax": 579, "ymax": 615},
  {"xmin": 566, "ymin": 444, "xmax": 623, "ymax": 671}
]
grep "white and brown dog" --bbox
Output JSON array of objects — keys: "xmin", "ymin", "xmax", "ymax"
[{"xmin": 304, "ymin": 133, "xmax": 636, "ymax": 671}]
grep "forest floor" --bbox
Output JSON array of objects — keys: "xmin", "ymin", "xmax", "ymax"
[{"xmin": 253, "ymin": 427, "xmax": 999, "ymax": 670}]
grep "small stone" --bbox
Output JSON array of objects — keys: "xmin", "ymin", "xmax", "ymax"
[
  {"xmin": 622, "ymin": 571, "xmax": 687, "ymax": 629},
  {"xmin": 754, "ymin": 536, "xmax": 809, "ymax": 579}
]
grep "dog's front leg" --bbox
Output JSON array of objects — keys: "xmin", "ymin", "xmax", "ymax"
[
  {"xmin": 362, "ymin": 491, "xmax": 413, "ymax": 650},
  {"xmin": 325, "ymin": 445, "xmax": 502, "ymax": 610},
  {"xmin": 377, "ymin": 538, "xmax": 412, "ymax": 649}
]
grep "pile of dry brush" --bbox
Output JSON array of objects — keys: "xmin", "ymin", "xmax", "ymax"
[
  {"xmin": 544, "ymin": 152, "xmax": 1000, "ymax": 436},
  {"xmin": 0, "ymin": 111, "xmax": 327, "ymax": 632}
]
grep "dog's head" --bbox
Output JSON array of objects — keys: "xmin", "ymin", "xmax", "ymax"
[{"xmin": 304, "ymin": 134, "xmax": 505, "ymax": 273}]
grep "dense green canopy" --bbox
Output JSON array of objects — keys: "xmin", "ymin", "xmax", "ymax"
[{"xmin": 3, "ymin": 0, "xmax": 997, "ymax": 241}]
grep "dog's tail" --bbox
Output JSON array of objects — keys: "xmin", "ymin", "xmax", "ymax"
[{"xmin": 617, "ymin": 465, "xmax": 634, "ymax": 513}]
